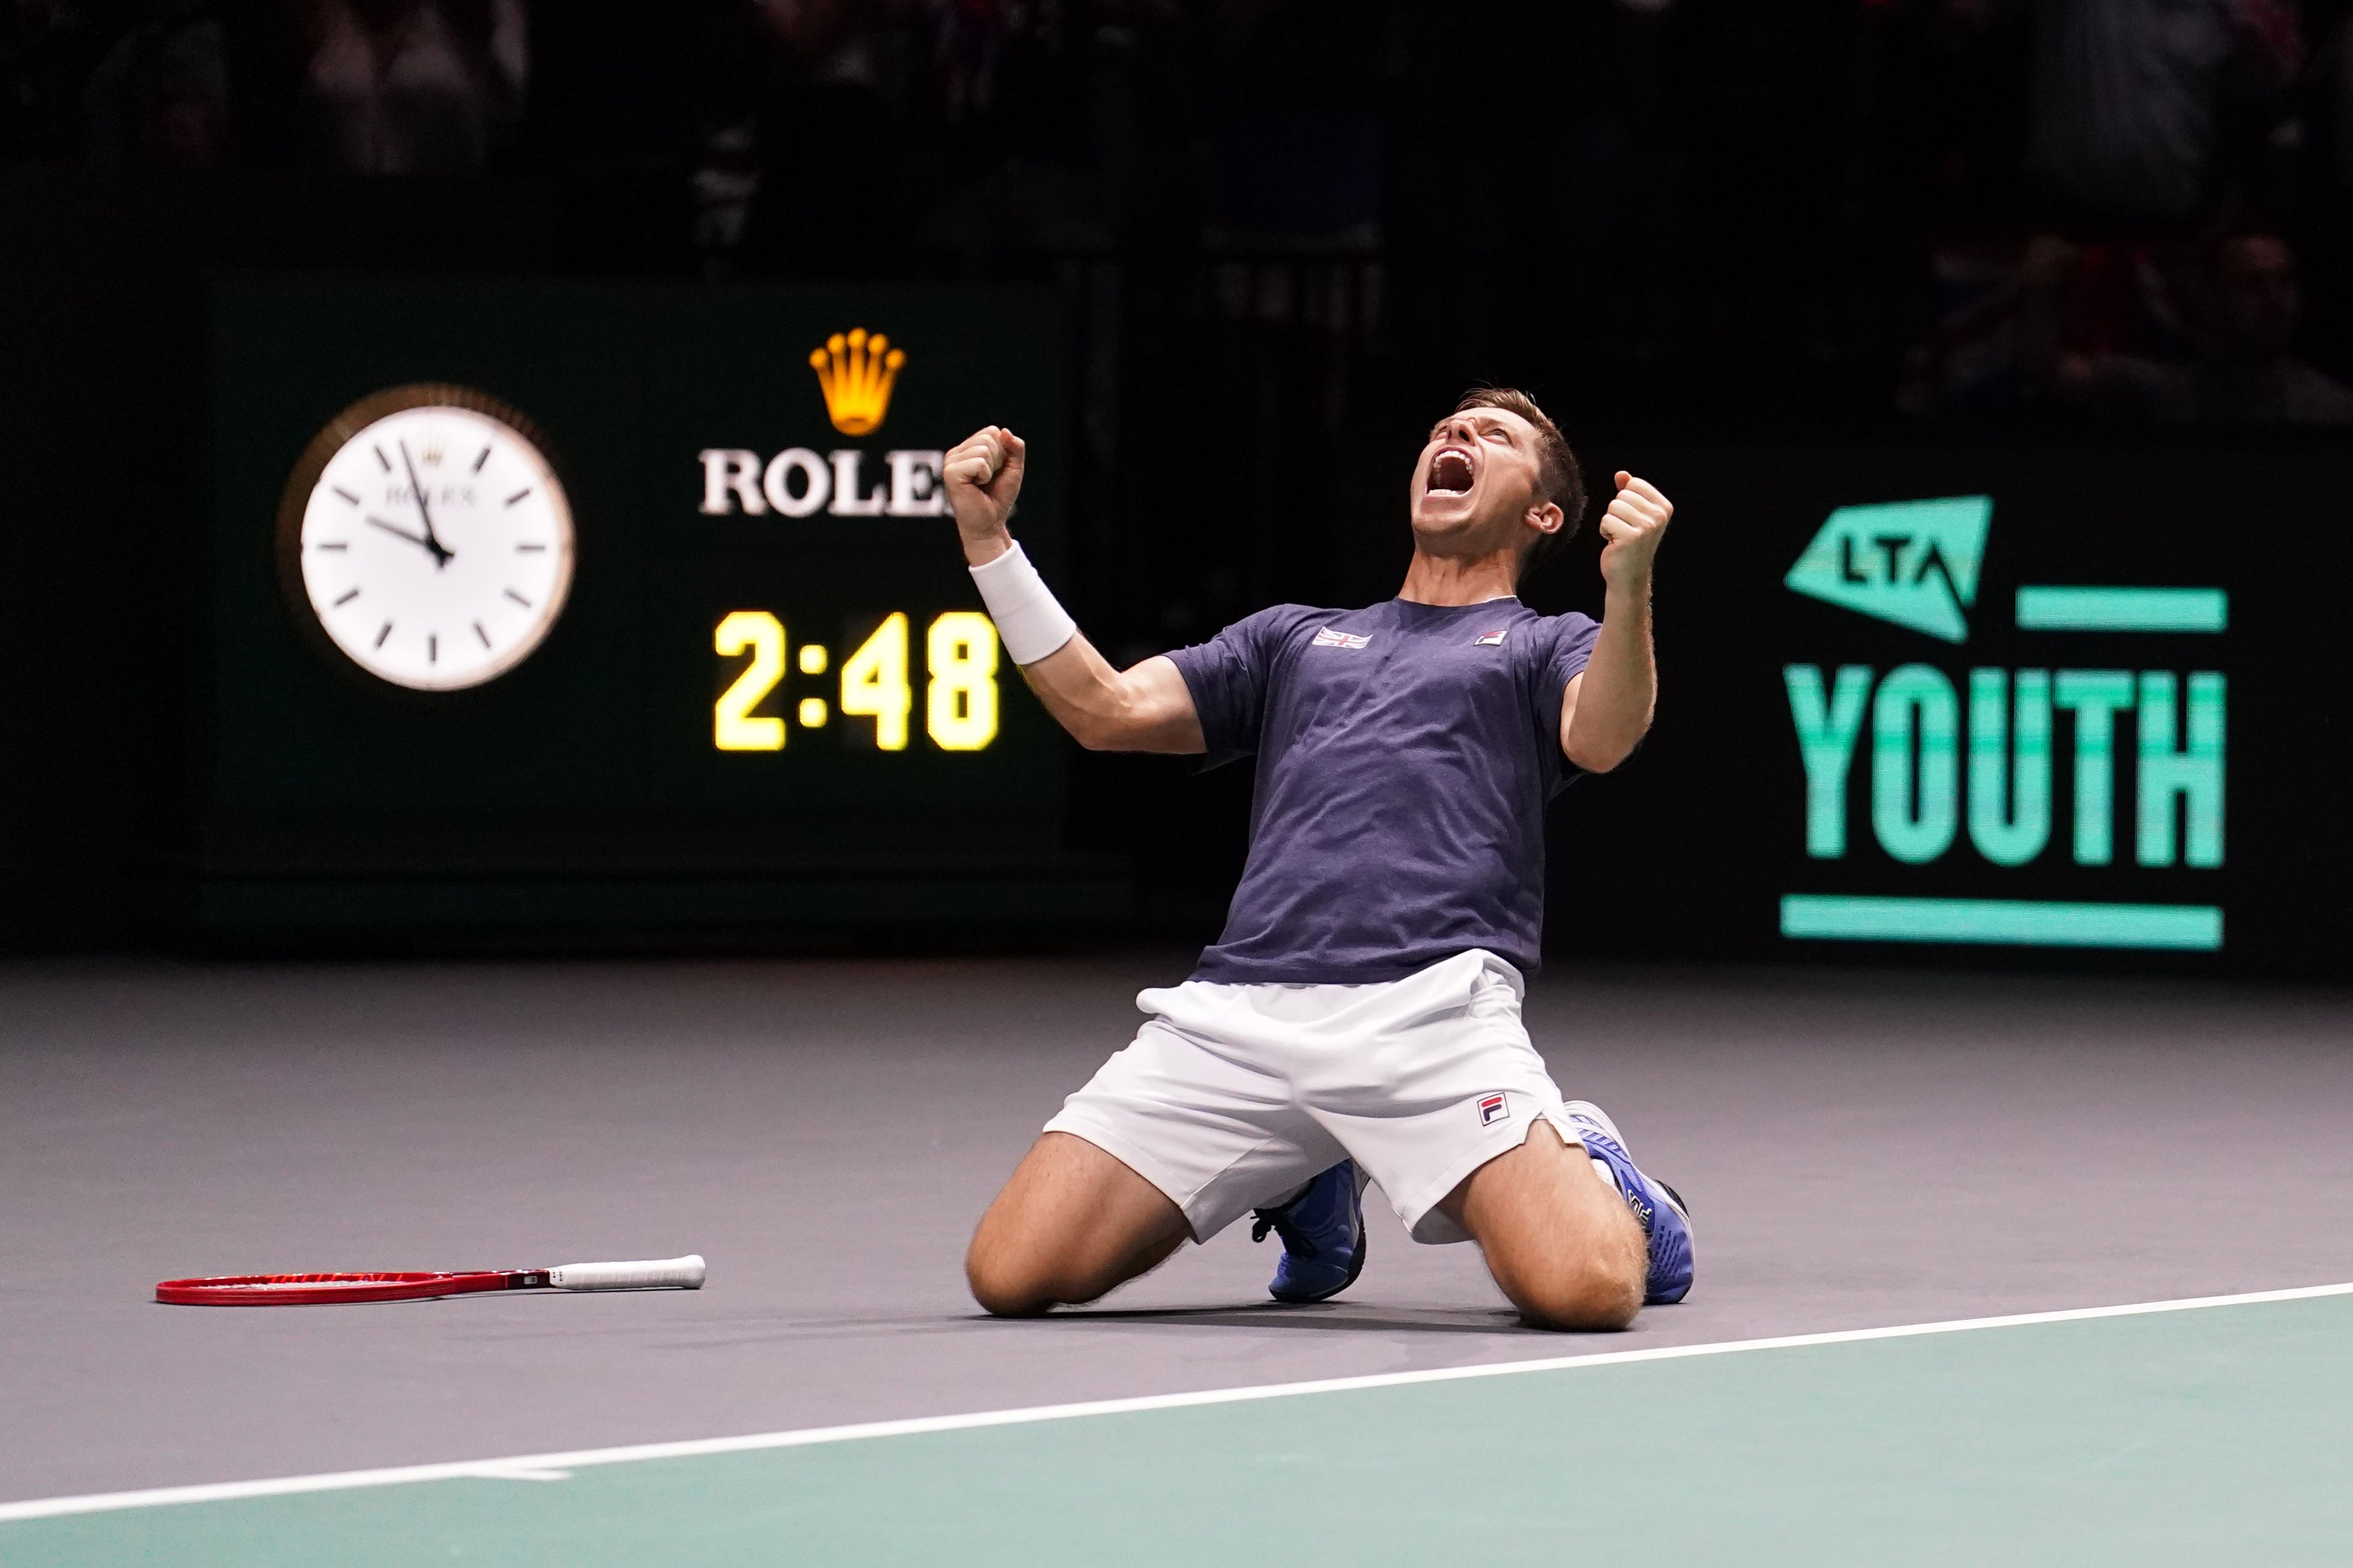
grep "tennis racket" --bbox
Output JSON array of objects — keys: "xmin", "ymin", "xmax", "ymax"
[{"xmin": 155, "ymin": 1255, "xmax": 705, "ymax": 1306}]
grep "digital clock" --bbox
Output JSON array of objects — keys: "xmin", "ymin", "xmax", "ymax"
[{"xmin": 710, "ymin": 608, "xmax": 1000, "ymax": 752}]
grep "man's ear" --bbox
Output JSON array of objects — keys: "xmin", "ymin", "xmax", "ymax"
[{"xmin": 1525, "ymin": 500, "xmax": 1564, "ymax": 538}]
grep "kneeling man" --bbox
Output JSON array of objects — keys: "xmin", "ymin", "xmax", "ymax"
[{"xmin": 950, "ymin": 389, "xmax": 1691, "ymax": 1330}]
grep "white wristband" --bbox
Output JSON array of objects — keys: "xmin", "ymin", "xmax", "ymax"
[{"xmin": 968, "ymin": 541, "xmax": 1078, "ymax": 665}]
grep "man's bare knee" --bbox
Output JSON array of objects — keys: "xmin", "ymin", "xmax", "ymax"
[
  {"xmin": 965, "ymin": 1228, "xmax": 1170, "ymax": 1316},
  {"xmin": 1492, "ymin": 1209, "xmax": 1646, "ymax": 1330},
  {"xmin": 965, "ymin": 1242, "xmax": 1055, "ymax": 1318},
  {"xmin": 1444, "ymin": 1120, "xmax": 1649, "ymax": 1331},
  {"xmin": 1503, "ymin": 1253, "xmax": 1642, "ymax": 1332},
  {"xmin": 964, "ymin": 1183, "xmax": 1080, "ymax": 1316},
  {"xmin": 964, "ymin": 1132, "xmax": 1190, "ymax": 1317}
]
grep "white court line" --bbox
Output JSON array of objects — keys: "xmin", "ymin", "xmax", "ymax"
[{"xmin": 5, "ymin": 1279, "xmax": 2348, "ymax": 1525}]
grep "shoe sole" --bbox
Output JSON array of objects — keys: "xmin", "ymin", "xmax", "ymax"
[{"xmin": 1645, "ymin": 1179, "xmax": 1694, "ymax": 1305}]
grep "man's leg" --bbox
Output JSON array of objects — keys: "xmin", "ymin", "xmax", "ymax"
[
  {"xmin": 1435, "ymin": 1119, "xmax": 1646, "ymax": 1331},
  {"xmin": 966, "ymin": 1132, "xmax": 1193, "ymax": 1317}
]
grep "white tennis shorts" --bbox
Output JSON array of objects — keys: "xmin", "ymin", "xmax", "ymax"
[{"xmin": 1043, "ymin": 948, "xmax": 1573, "ymax": 1246}]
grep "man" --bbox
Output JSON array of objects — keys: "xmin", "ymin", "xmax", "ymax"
[{"xmin": 948, "ymin": 390, "xmax": 1690, "ymax": 1330}]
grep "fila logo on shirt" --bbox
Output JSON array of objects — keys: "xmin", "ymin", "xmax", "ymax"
[
  {"xmin": 1477, "ymin": 1091, "xmax": 1510, "ymax": 1126},
  {"xmin": 1472, "ymin": 629, "xmax": 1509, "ymax": 646},
  {"xmin": 1312, "ymin": 628, "xmax": 1372, "ymax": 649}
]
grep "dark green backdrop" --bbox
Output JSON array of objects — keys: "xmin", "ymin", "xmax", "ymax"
[
  {"xmin": 199, "ymin": 278, "xmax": 1122, "ymax": 942},
  {"xmin": 1, "ymin": 269, "xmax": 2344, "ymax": 973}
]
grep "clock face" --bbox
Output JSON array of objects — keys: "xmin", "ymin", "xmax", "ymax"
[{"xmin": 287, "ymin": 392, "xmax": 574, "ymax": 691}]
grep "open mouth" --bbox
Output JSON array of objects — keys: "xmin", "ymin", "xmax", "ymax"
[{"xmin": 1427, "ymin": 448, "xmax": 1475, "ymax": 494}]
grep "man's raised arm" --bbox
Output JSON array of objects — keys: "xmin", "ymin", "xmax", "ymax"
[
  {"xmin": 1561, "ymin": 471, "xmax": 1671, "ymax": 773},
  {"xmin": 944, "ymin": 426, "xmax": 1204, "ymax": 754}
]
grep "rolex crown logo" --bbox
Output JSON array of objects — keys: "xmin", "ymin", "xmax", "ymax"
[
  {"xmin": 809, "ymin": 328, "xmax": 906, "ymax": 437},
  {"xmin": 421, "ymin": 438, "xmax": 447, "ymax": 467}
]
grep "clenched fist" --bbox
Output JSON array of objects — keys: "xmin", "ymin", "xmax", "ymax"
[
  {"xmin": 1597, "ymin": 472, "xmax": 1672, "ymax": 595},
  {"xmin": 942, "ymin": 425, "xmax": 1025, "ymax": 566}
]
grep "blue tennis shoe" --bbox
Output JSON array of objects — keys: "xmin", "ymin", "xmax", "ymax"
[
  {"xmin": 1558, "ymin": 1101, "xmax": 1694, "ymax": 1305},
  {"xmin": 1250, "ymin": 1160, "xmax": 1367, "ymax": 1303}
]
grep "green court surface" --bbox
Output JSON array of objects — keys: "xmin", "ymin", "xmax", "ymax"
[{"xmin": 11, "ymin": 1289, "xmax": 2351, "ymax": 1567}]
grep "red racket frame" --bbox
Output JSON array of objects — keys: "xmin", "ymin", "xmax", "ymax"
[{"xmin": 155, "ymin": 1269, "xmax": 552, "ymax": 1306}]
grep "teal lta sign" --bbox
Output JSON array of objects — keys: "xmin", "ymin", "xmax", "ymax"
[{"xmin": 1779, "ymin": 497, "xmax": 2226, "ymax": 952}]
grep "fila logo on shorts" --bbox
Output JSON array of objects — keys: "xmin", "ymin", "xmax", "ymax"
[
  {"xmin": 1472, "ymin": 629, "xmax": 1508, "ymax": 646},
  {"xmin": 1312, "ymin": 627, "xmax": 1372, "ymax": 649},
  {"xmin": 1477, "ymin": 1091, "xmax": 1510, "ymax": 1126}
]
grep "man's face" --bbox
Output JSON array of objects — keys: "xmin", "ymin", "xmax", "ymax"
[{"xmin": 1408, "ymin": 406, "xmax": 1560, "ymax": 558}]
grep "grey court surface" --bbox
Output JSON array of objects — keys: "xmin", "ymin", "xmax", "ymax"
[{"xmin": 3, "ymin": 956, "xmax": 2350, "ymax": 1555}]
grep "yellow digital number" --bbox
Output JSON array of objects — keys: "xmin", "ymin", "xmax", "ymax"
[
  {"xmin": 713, "ymin": 610, "xmax": 786, "ymax": 751},
  {"xmin": 926, "ymin": 612, "xmax": 999, "ymax": 751},
  {"xmin": 840, "ymin": 611, "xmax": 911, "ymax": 750}
]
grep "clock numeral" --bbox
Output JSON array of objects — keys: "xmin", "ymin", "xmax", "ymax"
[
  {"xmin": 375, "ymin": 621, "xmax": 394, "ymax": 648},
  {"xmin": 505, "ymin": 488, "xmax": 533, "ymax": 508},
  {"xmin": 504, "ymin": 588, "xmax": 533, "ymax": 608},
  {"xmin": 926, "ymin": 613, "xmax": 1000, "ymax": 752},
  {"xmin": 474, "ymin": 621, "xmax": 490, "ymax": 648},
  {"xmin": 713, "ymin": 611, "xmax": 786, "ymax": 751},
  {"xmin": 472, "ymin": 446, "xmax": 492, "ymax": 473},
  {"xmin": 333, "ymin": 587, "xmax": 360, "ymax": 607},
  {"xmin": 840, "ymin": 613, "xmax": 912, "ymax": 752},
  {"xmin": 516, "ymin": 543, "xmax": 547, "ymax": 553},
  {"xmin": 331, "ymin": 487, "xmax": 360, "ymax": 506},
  {"xmin": 428, "ymin": 634, "xmax": 438, "ymax": 665}
]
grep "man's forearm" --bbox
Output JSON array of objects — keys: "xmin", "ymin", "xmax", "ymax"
[
  {"xmin": 964, "ymin": 542, "xmax": 1126, "ymax": 745},
  {"xmin": 1018, "ymin": 632, "xmax": 1127, "ymax": 745},
  {"xmin": 942, "ymin": 423, "xmax": 1201, "ymax": 753},
  {"xmin": 1016, "ymin": 639, "xmax": 1204, "ymax": 754},
  {"xmin": 1565, "ymin": 580, "xmax": 1654, "ymax": 772},
  {"xmin": 965, "ymin": 536, "xmax": 1195, "ymax": 752}
]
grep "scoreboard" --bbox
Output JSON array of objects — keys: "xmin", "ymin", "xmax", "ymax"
[{"xmin": 202, "ymin": 278, "xmax": 1123, "ymax": 940}]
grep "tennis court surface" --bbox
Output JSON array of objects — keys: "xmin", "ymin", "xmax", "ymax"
[{"xmin": 5, "ymin": 958, "xmax": 2350, "ymax": 1562}]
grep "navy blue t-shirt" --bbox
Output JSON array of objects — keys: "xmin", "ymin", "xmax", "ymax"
[{"xmin": 1164, "ymin": 597, "xmax": 1601, "ymax": 985}]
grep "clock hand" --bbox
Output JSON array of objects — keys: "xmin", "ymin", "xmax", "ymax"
[
  {"xmin": 366, "ymin": 514, "xmax": 438, "ymax": 550},
  {"xmin": 399, "ymin": 440, "xmax": 455, "ymax": 567}
]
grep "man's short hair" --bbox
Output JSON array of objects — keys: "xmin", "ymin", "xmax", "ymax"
[{"xmin": 1451, "ymin": 388, "xmax": 1585, "ymax": 577}]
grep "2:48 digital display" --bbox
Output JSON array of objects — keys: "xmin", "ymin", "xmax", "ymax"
[{"xmin": 711, "ymin": 609, "xmax": 1002, "ymax": 753}]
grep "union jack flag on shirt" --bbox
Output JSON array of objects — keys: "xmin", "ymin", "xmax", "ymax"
[{"xmin": 1312, "ymin": 627, "xmax": 1371, "ymax": 649}]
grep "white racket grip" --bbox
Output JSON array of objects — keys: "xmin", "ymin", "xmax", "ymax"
[{"xmin": 547, "ymin": 1255, "xmax": 706, "ymax": 1292}]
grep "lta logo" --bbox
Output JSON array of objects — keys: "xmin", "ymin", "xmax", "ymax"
[
  {"xmin": 1779, "ymin": 497, "xmax": 2226, "ymax": 952},
  {"xmin": 1783, "ymin": 495, "xmax": 1989, "ymax": 643},
  {"xmin": 697, "ymin": 325, "xmax": 944, "ymax": 518}
]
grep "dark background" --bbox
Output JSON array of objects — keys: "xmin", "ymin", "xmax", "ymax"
[
  {"xmin": 189, "ymin": 279, "xmax": 1109, "ymax": 944},
  {"xmin": 2, "ymin": 0, "xmax": 2346, "ymax": 973}
]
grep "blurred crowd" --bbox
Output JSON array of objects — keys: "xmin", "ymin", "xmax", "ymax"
[
  {"xmin": 7, "ymin": 0, "xmax": 2352, "ymax": 424},
  {"xmin": 1891, "ymin": 0, "xmax": 2353, "ymax": 423}
]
